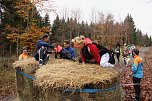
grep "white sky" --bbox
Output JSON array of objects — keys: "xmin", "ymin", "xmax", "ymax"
[{"xmin": 44, "ymin": 0, "xmax": 152, "ymax": 36}]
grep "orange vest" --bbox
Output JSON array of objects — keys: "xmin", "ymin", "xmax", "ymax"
[{"xmin": 19, "ymin": 53, "xmax": 28, "ymax": 60}]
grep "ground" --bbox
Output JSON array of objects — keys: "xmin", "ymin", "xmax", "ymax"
[{"xmin": 0, "ymin": 47, "xmax": 152, "ymax": 101}]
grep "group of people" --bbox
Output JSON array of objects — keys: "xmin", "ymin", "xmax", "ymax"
[
  {"xmin": 19, "ymin": 33, "xmax": 143, "ymax": 101},
  {"xmin": 114, "ymin": 43, "xmax": 136, "ymax": 66}
]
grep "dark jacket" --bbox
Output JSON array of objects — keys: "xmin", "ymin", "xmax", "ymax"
[
  {"xmin": 64, "ymin": 47, "xmax": 76, "ymax": 59},
  {"xmin": 36, "ymin": 40, "xmax": 54, "ymax": 51}
]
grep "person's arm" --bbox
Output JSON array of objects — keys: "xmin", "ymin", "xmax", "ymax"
[
  {"xmin": 71, "ymin": 48, "xmax": 76, "ymax": 59},
  {"xmin": 80, "ymin": 51, "xmax": 86, "ymax": 63},
  {"xmin": 88, "ymin": 44, "xmax": 101, "ymax": 64},
  {"xmin": 39, "ymin": 41, "xmax": 54, "ymax": 49},
  {"xmin": 19, "ymin": 55, "xmax": 23, "ymax": 61}
]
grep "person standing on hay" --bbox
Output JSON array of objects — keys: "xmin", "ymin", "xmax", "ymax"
[
  {"xmin": 19, "ymin": 47, "xmax": 29, "ymax": 61},
  {"xmin": 72, "ymin": 35, "xmax": 114, "ymax": 67},
  {"xmin": 131, "ymin": 49, "xmax": 143, "ymax": 101},
  {"xmin": 34, "ymin": 33, "xmax": 54, "ymax": 66}
]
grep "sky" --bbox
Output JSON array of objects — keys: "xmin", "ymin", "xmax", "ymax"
[{"xmin": 38, "ymin": 0, "xmax": 152, "ymax": 36}]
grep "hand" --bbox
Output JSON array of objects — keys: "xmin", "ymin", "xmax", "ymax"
[{"xmin": 51, "ymin": 51, "xmax": 55, "ymax": 53}]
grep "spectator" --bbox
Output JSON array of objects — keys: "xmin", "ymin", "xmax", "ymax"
[
  {"xmin": 115, "ymin": 43, "xmax": 121, "ymax": 63},
  {"xmin": 131, "ymin": 44, "xmax": 136, "ymax": 58},
  {"xmin": 19, "ymin": 47, "xmax": 29, "ymax": 61},
  {"xmin": 132, "ymin": 49, "xmax": 143, "ymax": 101}
]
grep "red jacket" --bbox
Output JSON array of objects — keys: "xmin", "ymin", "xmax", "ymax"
[{"xmin": 81, "ymin": 40, "xmax": 100, "ymax": 64}]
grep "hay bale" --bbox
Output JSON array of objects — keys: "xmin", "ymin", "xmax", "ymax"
[
  {"xmin": 14, "ymin": 58, "xmax": 38, "ymax": 101},
  {"xmin": 33, "ymin": 59, "xmax": 122, "ymax": 101},
  {"xmin": 13, "ymin": 57, "xmax": 38, "ymax": 74},
  {"xmin": 34, "ymin": 59, "xmax": 119, "ymax": 89},
  {"xmin": 14, "ymin": 58, "xmax": 123, "ymax": 101}
]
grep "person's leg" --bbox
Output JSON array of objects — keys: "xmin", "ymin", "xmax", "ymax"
[
  {"xmin": 133, "ymin": 76, "xmax": 141, "ymax": 101},
  {"xmin": 117, "ymin": 53, "xmax": 120, "ymax": 63},
  {"xmin": 124, "ymin": 57, "xmax": 126, "ymax": 65},
  {"xmin": 43, "ymin": 53, "xmax": 49, "ymax": 65},
  {"xmin": 100, "ymin": 53, "xmax": 114, "ymax": 67},
  {"xmin": 132, "ymin": 50, "xmax": 134, "ymax": 58},
  {"xmin": 38, "ymin": 46, "xmax": 45, "ymax": 65}
]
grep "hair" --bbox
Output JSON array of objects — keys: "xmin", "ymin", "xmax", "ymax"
[
  {"xmin": 42, "ymin": 33, "xmax": 49, "ymax": 39},
  {"xmin": 64, "ymin": 40, "xmax": 69, "ymax": 44},
  {"xmin": 71, "ymin": 36, "xmax": 85, "ymax": 45},
  {"xmin": 116, "ymin": 42, "xmax": 120, "ymax": 47},
  {"xmin": 22, "ymin": 47, "xmax": 27, "ymax": 51},
  {"xmin": 134, "ymin": 49, "xmax": 139, "ymax": 55}
]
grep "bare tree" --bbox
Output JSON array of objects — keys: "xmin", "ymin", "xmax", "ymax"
[
  {"xmin": 62, "ymin": 8, "xmax": 68, "ymax": 20},
  {"xmin": 91, "ymin": 8, "xmax": 97, "ymax": 23},
  {"xmin": 71, "ymin": 8, "xmax": 81, "ymax": 23}
]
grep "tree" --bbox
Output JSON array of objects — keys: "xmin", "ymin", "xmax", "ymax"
[
  {"xmin": 123, "ymin": 14, "xmax": 137, "ymax": 44},
  {"xmin": 51, "ymin": 15, "xmax": 63, "ymax": 43}
]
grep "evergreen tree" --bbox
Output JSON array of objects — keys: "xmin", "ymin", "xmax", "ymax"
[
  {"xmin": 51, "ymin": 15, "xmax": 63, "ymax": 43},
  {"xmin": 44, "ymin": 13, "xmax": 50, "ymax": 26}
]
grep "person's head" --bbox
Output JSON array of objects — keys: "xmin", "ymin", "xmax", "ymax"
[
  {"xmin": 64, "ymin": 40, "xmax": 70, "ymax": 48},
  {"xmin": 132, "ymin": 44, "xmax": 135, "ymax": 46},
  {"xmin": 22, "ymin": 47, "xmax": 28, "ymax": 54},
  {"xmin": 42, "ymin": 33, "xmax": 49, "ymax": 42},
  {"xmin": 133, "ymin": 49, "xmax": 139, "ymax": 56},
  {"xmin": 124, "ymin": 43, "xmax": 127, "ymax": 46},
  {"xmin": 72, "ymin": 36, "xmax": 85, "ymax": 49},
  {"xmin": 116, "ymin": 42, "xmax": 120, "ymax": 47}
]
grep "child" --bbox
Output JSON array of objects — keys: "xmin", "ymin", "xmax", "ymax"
[{"xmin": 132, "ymin": 49, "xmax": 143, "ymax": 101}]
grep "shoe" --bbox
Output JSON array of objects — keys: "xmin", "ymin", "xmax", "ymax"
[
  {"xmin": 39, "ymin": 59, "xmax": 43, "ymax": 65},
  {"xmin": 133, "ymin": 95, "xmax": 140, "ymax": 101}
]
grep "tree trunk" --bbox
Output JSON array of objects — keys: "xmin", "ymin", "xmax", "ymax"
[
  {"xmin": 10, "ymin": 44, "xmax": 12, "ymax": 57},
  {"xmin": 17, "ymin": 38, "xmax": 19, "ymax": 57}
]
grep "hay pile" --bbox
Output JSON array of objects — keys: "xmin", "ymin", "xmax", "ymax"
[
  {"xmin": 34, "ymin": 59, "xmax": 119, "ymax": 90},
  {"xmin": 13, "ymin": 57, "xmax": 38, "ymax": 68},
  {"xmin": 13, "ymin": 57, "xmax": 38, "ymax": 73}
]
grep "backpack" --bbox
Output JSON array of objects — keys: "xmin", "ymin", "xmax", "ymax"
[{"xmin": 60, "ymin": 49, "xmax": 72, "ymax": 59}]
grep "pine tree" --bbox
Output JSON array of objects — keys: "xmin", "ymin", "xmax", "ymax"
[{"xmin": 51, "ymin": 15, "xmax": 63, "ymax": 43}]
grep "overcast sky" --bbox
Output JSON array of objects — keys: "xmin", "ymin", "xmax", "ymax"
[{"xmin": 43, "ymin": 0, "xmax": 152, "ymax": 36}]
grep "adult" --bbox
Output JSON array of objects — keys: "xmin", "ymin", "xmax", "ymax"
[
  {"xmin": 115, "ymin": 43, "xmax": 121, "ymax": 63},
  {"xmin": 131, "ymin": 44, "xmax": 136, "ymax": 58},
  {"xmin": 72, "ymin": 36, "xmax": 114, "ymax": 67},
  {"xmin": 34, "ymin": 34, "xmax": 54, "ymax": 66},
  {"xmin": 19, "ymin": 47, "xmax": 29, "ymax": 61},
  {"xmin": 132, "ymin": 49, "xmax": 143, "ymax": 101}
]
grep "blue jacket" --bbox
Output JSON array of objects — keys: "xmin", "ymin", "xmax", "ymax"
[
  {"xmin": 132, "ymin": 56, "xmax": 143, "ymax": 78},
  {"xmin": 64, "ymin": 47, "xmax": 76, "ymax": 59},
  {"xmin": 36, "ymin": 40, "xmax": 54, "ymax": 51}
]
